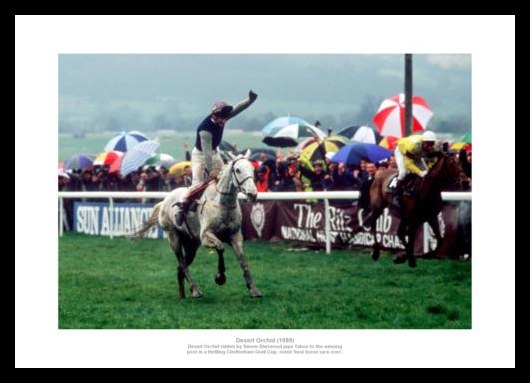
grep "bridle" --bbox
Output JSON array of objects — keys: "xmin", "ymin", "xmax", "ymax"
[
  {"xmin": 216, "ymin": 158, "xmax": 254, "ymax": 196},
  {"xmin": 230, "ymin": 158, "xmax": 254, "ymax": 189}
]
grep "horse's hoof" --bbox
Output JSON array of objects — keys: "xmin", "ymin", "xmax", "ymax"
[
  {"xmin": 393, "ymin": 254, "xmax": 407, "ymax": 264},
  {"xmin": 191, "ymin": 288, "xmax": 203, "ymax": 299},
  {"xmin": 372, "ymin": 250, "xmax": 380, "ymax": 261},
  {"xmin": 249, "ymin": 286, "xmax": 263, "ymax": 298},
  {"xmin": 215, "ymin": 273, "xmax": 226, "ymax": 286},
  {"xmin": 408, "ymin": 258, "xmax": 417, "ymax": 268}
]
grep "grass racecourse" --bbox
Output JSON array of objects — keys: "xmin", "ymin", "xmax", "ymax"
[{"xmin": 59, "ymin": 234, "xmax": 471, "ymax": 329}]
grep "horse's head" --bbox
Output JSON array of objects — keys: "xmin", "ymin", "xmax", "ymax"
[
  {"xmin": 226, "ymin": 151, "xmax": 258, "ymax": 202},
  {"xmin": 441, "ymin": 153, "xmax": 471, "ymax": 190}
]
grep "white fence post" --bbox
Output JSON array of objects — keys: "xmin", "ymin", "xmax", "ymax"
[
  {"xmin": 109, "ymin": 197, "xmax": 114, "ymax": 240},
  {"xmin": 324, "ymin": 198, "xmax": 331, "ymax": 255},
  {"xmin": 59, "ymin": 197, "xmax": 64, "ymax": 237}
]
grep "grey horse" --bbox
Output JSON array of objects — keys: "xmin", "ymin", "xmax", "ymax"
[{"xmin": 135, "ymin": 152, "xmax": 262, "ymax": 299}]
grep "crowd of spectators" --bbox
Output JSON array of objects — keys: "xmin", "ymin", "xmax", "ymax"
[{"xmin": 59, "ymin": 146, "xmax": 471, "ymax": 196}]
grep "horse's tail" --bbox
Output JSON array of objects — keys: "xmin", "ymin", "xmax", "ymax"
[{"xmin": 130, "ymin": 202, "xmax": 163, "ymax": 240}]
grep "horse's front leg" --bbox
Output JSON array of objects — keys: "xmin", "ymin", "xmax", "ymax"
[
  {"xmin": 393, "ymin": 218, "xmax": 409, "ymax": 265},
  {"xmin": 215, "ymin": 248, "xmax": 226, "ymax": 286},
  {"xmin": 369, "ymin": 208, "xmax": 383, "ymax": 261},
  {"xmin": 230, "ymin": 231, "xmax": 262, "ymax": 298},
  {"xmin": 201, "ymin": 230, "xmax": 228, "ymax": 285},
  {"xmin": 406, "ymin": 224, "xmax": 417, "ymax": 268},
  {"xmin": 202, "ymin": 229, "xmax": 224, "ymax": 251},
  {"xmin": 168, "ymin": 230, "xmax": 203, "ymax": 299}
]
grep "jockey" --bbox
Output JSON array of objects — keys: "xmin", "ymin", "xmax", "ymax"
[
  {"xmin": 175, "ymin": 90, "xmax": 258, "ymax": 226},
  {"xmin": 393, "ymin": 130, "xmax": 438, "ymax": 208}
]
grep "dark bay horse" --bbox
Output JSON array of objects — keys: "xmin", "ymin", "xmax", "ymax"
[{"xmin": 364, "ymin": 153, "xmax": 469, "ymax": 267}]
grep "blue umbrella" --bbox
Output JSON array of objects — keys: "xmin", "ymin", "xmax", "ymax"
[
  {"xmin": 331, "ymin": 142, "xmax": 393, "ymax": 166},
  {"xmin": 120, "ymin": 140, "xmax": 160, "ymax": 176},
  {"xmin": 104, "ymin": 131, "xmax": 149, "ymax": 152},
  {"xmin": 262, "ymin": 117, "xmax": 311, "ymax": 135},
  {"xmin": 64, "ymin": 153, "xmax": 95, "ymax": 170}
]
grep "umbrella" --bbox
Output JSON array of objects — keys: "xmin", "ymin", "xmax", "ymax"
[
  {"xmin": 58, "ymin": 169, "xmax": 70, "ymax": 179},
  {"xmin": 262, "ymin": 123, "xmax": 326, "ymax": 147},
  {"xmin": 108, "ymin": 156, "xmax": 123, "ymax": 174},
  {"xmin": 331, "ymin": 142, "xmax": 393, "ymax": 166},
  {"xmin": 64, "ymin": 153, "xmax": 95, "ymax": 170},
  {"xmin": 297, "ymin": 136, "xmax": 317, "ymax": 151},
  {"xmin": 120, "ymin": 140, "xmax": 160, "ymax": 176},
  {"xmin": 262, "ymin": 116, "xmax": 312, "ymax": 135},
  {"xmin": 169, "ymin": 161, "xmax": 192, "ymax": 176},
  {"xmin": 373, "ymin": 93, "xmax": 433, "ymax": 138},
  {"xmin": 93, "ymin": 150, "xmax": 124, "ymax": 166},
  {"xmin": 301, "ymin": 136, "xmax": 348, "ymax": 162},
  {"xmin": 461, "ymin": 130, "xmax": 472, "ymax": 144},
  {"xmin": 336, "ymin": 125, "xmax": 382, "ymax": 144},
  {"xmin": 379, "ymin": 135, "xmax": 399, "ymax": 150},
  {"xmin": 450, "ymin": 142, "xmax": 472, "ymax": 152},
  {"xmin": 104, "ymin": 131, "xmax": 149, "ymax": 152},
  {"xmin": 243, "ymin": 148, "xmax": 277, "ymax": 162},
  {"xmin": 262, "ymin": 136, "xmax": 298, "ymax": 148},
  {"xmin": 145, "ymin": 153, "xmax": 175, "ymax": 168}
]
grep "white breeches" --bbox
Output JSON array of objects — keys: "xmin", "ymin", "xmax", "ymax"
[
  {"xmin": 187, "ymin": 147, "xmax": 224, "ymax": 193},
  {"xmin": 394, "ymin": 148, "xmax": 407, "ymax": 181}
]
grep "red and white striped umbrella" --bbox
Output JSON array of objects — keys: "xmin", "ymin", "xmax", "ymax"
[{"xmin": 373, "ymin": 93, "xmax": 433, "ymax": 138}]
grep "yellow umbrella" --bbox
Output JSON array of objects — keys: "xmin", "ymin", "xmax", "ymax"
[
  {"xmin": 301, "ymin": 136, "xmax": 348, "ymax": 162},
  {"xmin": 169, "ymin": 161, "xmax": 192, "ymax": 176},
  {"xmin": 450, "ymin": 142, "xmax": 472, "ymax": 152}
]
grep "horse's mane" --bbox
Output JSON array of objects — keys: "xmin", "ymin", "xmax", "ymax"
[
  {"xmin": 217, "ymin": 161, "xmax": 231, "ymax": 180},
  {"xmin": 215, "ymin": 155, "xmax": 250, "ymax": 184}
]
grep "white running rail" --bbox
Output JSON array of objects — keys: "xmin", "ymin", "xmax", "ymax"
[{"xmin": 58, "ymin": 191, "xmax": 471, "ymax": 253}]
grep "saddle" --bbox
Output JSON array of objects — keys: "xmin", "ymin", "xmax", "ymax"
[{"xmin": 172, "ymin": 180, "xmax": 212, "ymax": 213}]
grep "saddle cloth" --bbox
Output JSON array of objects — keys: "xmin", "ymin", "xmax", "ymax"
[{"xmin": 386, "ymin": 174, "xmax": 420, "ymax": 196}]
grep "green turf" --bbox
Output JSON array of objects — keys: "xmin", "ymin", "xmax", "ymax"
[{"xmin": 59, "ymin": 234, "xmax": 471, "ymax": 329}]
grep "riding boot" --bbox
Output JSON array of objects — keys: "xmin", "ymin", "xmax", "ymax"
[{"xmin": 175, "ymin": 198, "xmax": 192, "ymax": 226}]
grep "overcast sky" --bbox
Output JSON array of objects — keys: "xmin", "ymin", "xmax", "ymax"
[{"xmin": 59, "ymin": 54, "xmax": 471, "ymax": 133}]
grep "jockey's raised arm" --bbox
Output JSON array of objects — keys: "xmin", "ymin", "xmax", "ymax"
[
  {"xmin": 175, "ymin": 90, "xmax": 258, "ymax": 226},
  {"xmin": 228, "ymin": 90, "xmax": 258, "ymax": 119}
]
